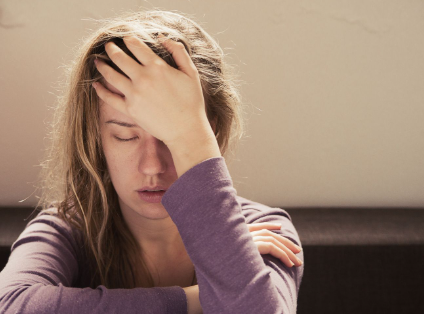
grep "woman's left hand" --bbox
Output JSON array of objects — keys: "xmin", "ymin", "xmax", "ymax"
[
  {"xmin": 247, "ymin": 223, "xmax": 303, "ymax": 268},
  {"xmin": 93, "ymin": 34, "xmax": 212, "ymax": 147}
]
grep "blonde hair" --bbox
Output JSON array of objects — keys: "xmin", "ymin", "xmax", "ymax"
[{"xmin": 36, "ymin": 10, "xmax": 244, "ymax": 289}]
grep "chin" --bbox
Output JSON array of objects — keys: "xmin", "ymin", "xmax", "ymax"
[{"xmin": 134, "ymin": 203, "xmax": 170, "ymax": 220}]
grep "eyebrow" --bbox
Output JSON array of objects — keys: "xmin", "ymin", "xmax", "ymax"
[{"xmin": 105, "ymin": 119, "xmax": 139, "ymax": 128}]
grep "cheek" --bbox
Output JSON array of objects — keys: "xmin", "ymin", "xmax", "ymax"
[
  {"xmin": 104, "ymin": 153, "xmax": 134, "ymax": 197},
  {"xmin": 102, "ymin": 139, "xmax": 134, "ymax": 185}
]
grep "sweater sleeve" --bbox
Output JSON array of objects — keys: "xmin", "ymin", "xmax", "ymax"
[
  {"xmin": 161, "ymin": 157, "xmax": 304, "ymax": 314},
  {"xmin": 0, "ymin": 213, "xmax": 188, "ymax": 314}
]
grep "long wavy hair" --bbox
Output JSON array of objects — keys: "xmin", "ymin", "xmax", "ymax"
[{"xmin": 36, "ymin": 9, "xmax": 244, "ymax": 289}]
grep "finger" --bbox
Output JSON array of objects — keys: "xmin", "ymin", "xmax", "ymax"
[
  {"xmin": 105, "ymin": 42, "xmax": 144, "ymax": 81},
  {"xmin": 247, "ymin": 223, "xmax": 282, "ymax": 232},
  {"xmin": 94, "ymin": 59, "xmax": 132, "ymax": 96},
  {"xmin": 249, "ymin": 229, "xmax": 302, "ymax": 253},
  {"xmin": 157, "ymin": 34, "xmax": 198, "ymax": 78},
  {"xmin": 255, "ymin": 242, "xmax": 295, "ymax": 267},
  {"xmin": 254, "ymin": 237, "xmax": 303, "ymax": 267},
  {"xmin": 123, "ymin": 36, "xmax": 160, "ymax": 66},
  {"xmin": 92, "ymin": 81, "xmax": 127, "ymax": 115}
]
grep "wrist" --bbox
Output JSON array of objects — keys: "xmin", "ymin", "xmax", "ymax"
[
  {"xmin": 182, "ymin": 285, "xmax": 203, "ymax": 314},
  {"xmin": 166, "ymin": 127, "xmax": 221, "ymax": 178}
]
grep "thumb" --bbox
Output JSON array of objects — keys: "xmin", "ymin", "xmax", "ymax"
[{"xmin": 158, "ymin": 34, "xmax": 198, "ymax": 78}]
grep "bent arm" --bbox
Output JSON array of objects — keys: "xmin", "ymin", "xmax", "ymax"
[
  {"xmin": 162, "ymin": 157, "xmax": 304, "ymax": 314},
  {"xmin": 0, "ymin": 214, "xmax": 187, "ymax": 314}
]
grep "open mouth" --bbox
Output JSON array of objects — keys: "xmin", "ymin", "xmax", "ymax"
[{"xmin": 137, "ymin": 190, "xmax": 166, "ymax": 203}]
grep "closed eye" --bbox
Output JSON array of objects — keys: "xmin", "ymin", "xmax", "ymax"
[{"xmin": 114, "ymin": 136, "xmax": 138, "ymax": 142}]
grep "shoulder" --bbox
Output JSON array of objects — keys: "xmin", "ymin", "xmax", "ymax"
[
  {"xmin": 236, "ymin": 195, "xmax": 293, "ymax": 223},
  {"xmin": 25, "ymin": 207, "xmax": 81, "ymax": 234},
  {"xmin": 4, "ymin": 207, "xmax": 90, "ymax": 289},
  {"xmin": 11, "ymin": 207, "xmax": 84, "ymax": 257}
]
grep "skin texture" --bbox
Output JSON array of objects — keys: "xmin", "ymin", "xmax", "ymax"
[
  {"xmin": 99, "ymin": 85, "xmax": 184, "ymax": 259},
  {"xmin": 94, "ymin": 35, "xmax": 213, "ymax": 149},
  {"xmin": 94, "ymin": 35, "xmax": 302, "ymax": 313},
  {"xmin": 98, "ymin": 83, "xmax": 302, "ymax": 288},
  {"xmin": 99, "ymin": 84, "xmax": 197, "ymax": 288}
]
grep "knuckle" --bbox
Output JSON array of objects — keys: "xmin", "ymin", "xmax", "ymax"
[
  {"xmin": 145, "ymin": 55, "xmax": 156, "ymax": 64},
  {"xmin": 264, "ymin": 242, "xmax": 273, "ymax": 251},
  {"xmin": 175, "ymin": 42, "xmax": 185, "ymax": 49},
  {"xmin": 265, "ymin": 236, "xmax": 274, "ymax": 242},
  {"xmin": 270, "ymin": 237, "xmax": 279, "ymax": 245},
  {"xmin": 124, "ymin": 36, "xmax": 137, "ymax": 44},
  {"xmin": 280, "ymin": 250, "xmax": 288, "ymax": 259},
  {"xmin": 253, "ymin": 230, "xmax": 262, "ymax": 236},
  {"xmin": 153, "ymin": 59, "xmax": 166, "ymax": 69},
  {"xmin": 109, "ymin": 50, "xmax": 122, "ymax": 61},
  {"xmin": 265, "ymin": 229, "xmax": 274, "ymax": 236}
]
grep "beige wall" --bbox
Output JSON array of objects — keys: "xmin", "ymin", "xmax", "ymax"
[{"xmin": 0, "ymin": 0, "xmax": 423, "ymax": 208}]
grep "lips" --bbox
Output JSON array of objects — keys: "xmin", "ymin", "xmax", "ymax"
[
  {"xmin": 137, "ymin": 185, "xmax": 168, "ymax": 192},
  {"xmin": 140, "ymin": 191, "xmax": 165, "ymax": 194},
  {"xmin": 137, "ymin": 190, "xmax": 166, "ymax": 203}
]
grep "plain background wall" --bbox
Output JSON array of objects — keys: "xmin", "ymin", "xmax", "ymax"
[{"xmin": 0, "ymin": 0, "xmax": 423, "ymax": 208}]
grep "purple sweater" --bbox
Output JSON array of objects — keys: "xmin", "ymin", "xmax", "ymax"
[{"xmin": 0, "ymin": 157, "xmax": 304, "ymax": 313}]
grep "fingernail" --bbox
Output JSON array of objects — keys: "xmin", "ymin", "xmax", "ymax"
[
  {"xmin": 92, "ymin": 82, "xmax": 97, "ymax": 89},
  {"xmin": 94, "ymin": 59, "xmax": 98, "ymax": 65}
]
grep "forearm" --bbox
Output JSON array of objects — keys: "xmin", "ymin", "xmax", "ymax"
[
  {"xmin": 166, "ymin": 124, "xmax": 221, "ymax": 178},
  {"xmin": 182, "ymin": 285, "xmax": 203, "ymax": 314},
  {"xmin": 161, "ymin": 158, "xmax": 300, "ymax": 313}
]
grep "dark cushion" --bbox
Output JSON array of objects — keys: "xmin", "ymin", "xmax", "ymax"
[{"xmin": 289, "ymin": 207, "xmax": 424, "ymax": 314}]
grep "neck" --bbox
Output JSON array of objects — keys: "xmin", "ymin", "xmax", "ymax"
[{"xmin": 119, "ymin": 203, "xmax": 185, "ymax": 260}]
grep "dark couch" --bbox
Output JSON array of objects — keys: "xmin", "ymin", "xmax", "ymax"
[{"xmin": 1, "ymin": 207, "xmax": 423, "ymax": 313}]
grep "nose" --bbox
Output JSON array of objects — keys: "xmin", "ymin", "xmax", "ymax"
[{"xmin": 138, "ymin": 135, "xmax": 167, "ymax": 176}]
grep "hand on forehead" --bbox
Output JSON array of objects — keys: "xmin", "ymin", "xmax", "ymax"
[
  {"xmin": 101, "ymin": 78, "xmax": 125, "ymax": 97},
  {"xmin": 98, "ymin": 79, "xmax": 136, "ymax": 125}
]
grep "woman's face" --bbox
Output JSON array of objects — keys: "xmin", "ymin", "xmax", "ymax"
[{"xmin": 99, "ymin": 80, "xmax": 178, "ymax": 219}]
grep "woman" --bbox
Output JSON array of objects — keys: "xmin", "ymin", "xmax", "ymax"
[{"xmin": 0, "ymin": 10, "xmax": 304, "ymax": 314}]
